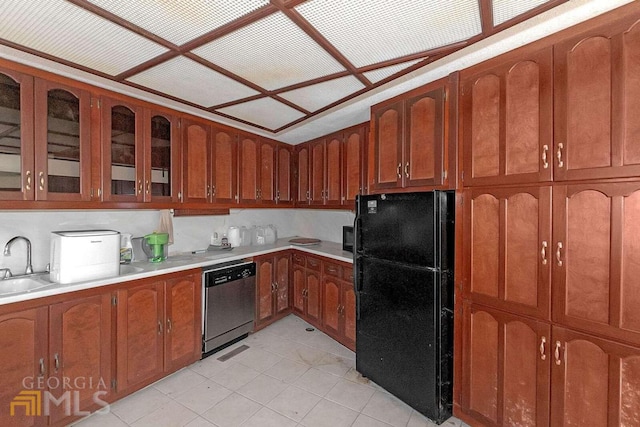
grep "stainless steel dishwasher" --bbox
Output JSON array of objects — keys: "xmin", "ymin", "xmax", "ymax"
[{"xmin": 202, "ymin": 260, "xmax": 256, "ymax": 357}]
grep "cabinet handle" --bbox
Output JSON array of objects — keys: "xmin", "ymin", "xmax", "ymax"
[
  {"xmin": 25, "ymin": 171, "xmax": 32, "ymax": 191},
  {"xmin": 158, "ymin": 320, "xmax": 163, "ymax": 335},
  {"xmin": 327, "ymin": 267, "xmax": 337, "ymax": 273},
  {"xmin": 306, "ymin": 190, "xmax": 310, "ymax": 201},
  {"xmin": 556, "ymin": 242, "xmax": 563, "ymax": 267},
  {"xmin": 276, "ymin": 190, "xmax": 280, "ymax": 201},
  {"xmin": 542, "ymin": 145, "xmax": 549, "ymax": 169},
  {"xmin": 207, "ymin": 185, "xmax": 211, "ymax": 197},
  {"xmin": 97, "ymin": 188, "xmax": 102, "ymax": 198},
  {"xmin": 178, "ymin": 191, "xmax": 182, "ymax": 201},
  {"xmin": 211, "ymin": 185, "xmax": 216, "ymax": 197},
  {"xmin": 54, "ymin": 353, "xmax": 60, "ymax": 372},
  {"xmin": 541, "ymin": 241, "xmax": 548, "ymax": 265},
  {"xmin": 539, "ymin": 337, "xmax": 546, "ymax": 360},
  {"xmin": 396, "ymin": 163, "xmax": 402, "ymax": 179},
  {"xmin": 256, "ymin": 189, "xmax": 259, "ymax": 199},
  {"xmin": 138, "ymin": 180, "xmax": 143, "ymax": 195},
  {"xmin": 167, "ymin": 319, "xmax": 172, "ymax": 333},
  {"xmin": 554, "ymin": 341, "xmax": 562, "ymax": 365},
  {"xmin": 38, "ymin": 171, "xmax": 45, "ymax": 191},
  {"xmin": 39, "ymin": 357, "xmax": 45, "ymax": 376},
  {"xmin": 404, "ymin": 162, "xmax": 409, "ymax": 178},
  {"xmin": 556, "ymin": 143, "xmax": 564, "ymax": 168},
  {"xmin": 146, "ymin": 180, "xmax": 150, "ymax": 195}
]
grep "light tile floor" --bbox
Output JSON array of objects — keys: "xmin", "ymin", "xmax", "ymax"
[{"xmin": 74, "ymin": 315, "xmax": 469, "ymax": 427}]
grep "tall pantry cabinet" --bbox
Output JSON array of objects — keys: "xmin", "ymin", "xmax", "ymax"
[{"xmin": 457, "ymin": 6, "xmax": 640, "ymax": 427}]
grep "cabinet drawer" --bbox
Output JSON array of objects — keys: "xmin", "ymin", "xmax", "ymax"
[
  {"xmin": 306, "ymin": 257, "xmax": 321, "ymax": 271},
  {"xmin": 343, "ymin": 266, "xmax": 354, "ymax": 282},
  {"xmin": 323, "ymin": 262, "xmax": 342, "ymax": 278},
  {"xmin": 293, "ymin": 253, "xmax": 306, "ymax": 266}
]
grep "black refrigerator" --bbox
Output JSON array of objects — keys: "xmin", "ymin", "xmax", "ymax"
[{"xmin": 354, "ymin": 191, "xmax": 454, "ymax": 424}]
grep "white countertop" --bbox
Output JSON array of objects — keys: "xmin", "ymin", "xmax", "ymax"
[{"xmin": 0, "ymin": 237, "xmax": 353, "ymax": 306}]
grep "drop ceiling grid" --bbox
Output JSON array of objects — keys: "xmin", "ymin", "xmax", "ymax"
[
  {"xmin": 85, "ymin": 0, "xmax": 270, "ymax": 46},
  {"xmin": 295, "ymin": 0, "xmax": 483, "ymax": 68},
  {"xmin": 191, "ymin": 11, "xmax": 346, "ymax": 91},
  {"xmin": 492, "ymin": 0, "xmax": 552, "ymax": 26},
  {"xmin": 126, "ymin": 56, "xmax": 260, "ymax": 107},
  {"xmin": 278, "ymin": 76, "xmax": 366, "ymax": 112},
  {"xmin": 216, "ymin": 97, "xmax": 306, "ymax": 130},
  {"xmin": 0, "ymin": 0, "xmax": 168, "ymax": 76},
  {"xmin": 363, "ymin": 59, "xmax": 425, "ymax": 83}
]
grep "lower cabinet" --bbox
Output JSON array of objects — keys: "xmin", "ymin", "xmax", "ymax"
[
  {"xmin": 0, "ymin": 295, "xmax": 112, "ymax": 427},
  {"xmin": 460, "ymin": 303, "xmax": 640, "ymax": 427},
  {"xmin": 291, "ymin": 253, "xmax": 322, "ymax": 327},
  {"xmin": 116, "ymin": 270, "xmax": 201, "ymax": 396},
  {"xmin": 321, "ymin": 262, "xmax": 356, "ymax": 351},
  {"xmin": 255, "ymin": 252, "xmax": 291, "ymax": 329}
]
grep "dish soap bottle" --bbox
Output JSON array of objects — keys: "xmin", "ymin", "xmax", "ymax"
[{"xmin": 120, "ymin": 233, "xmax": 133, "ymax": 264}]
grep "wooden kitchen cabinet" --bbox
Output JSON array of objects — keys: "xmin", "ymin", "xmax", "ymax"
[
  {"xmin": 295, "ymin": 143, "xmax": 310, "ymax": 205},
  {"xmin": 181, "ymin": 118, "xmax": 211, "ymax": 204},
  {"xmin": 211, "ymin": 126, "xmax": 238, "ymax": 204},
  {"xmin": 276, "ymin": 144, "xmax": 292, "ymax": 205},
  {"xmin": 554, "ymin": 15, "xmax": 640, "ymax": 181},
  {"xmin": 291, "ymin": 253, "xmax": 322, "ymax": 326},
  {"xmin": 100, "ymin": 96, "xmax": 145, "ymax": 202},
  {"xmin": 238, "ymin": 133, "xmax": 260, "ymax": 204},
  {"xmin": 309, "ymin": 138, "xmax": 325, "ymax": 206},
  {"xmin": 343, "ymin": 124, "xmax": 367, "ymax": 205},
  {"xmin": 460, "ymin": 303, "xmax": 550, "ymax": 427},
  {"xmin": 144, "ymin": 110, "xmax": 181, "ymax": 203},
  {"xmin": 48, "ymin": 294, "xmax": 112, "ymax": 424},
  {"xmin": 370, "ymin": 78, "xmax": 447, "ymax": 192},
  {"xmin": 321, "ymin": 261, "xmax": 355, "ymax": 350},
  {"xmin": 259, "ymin": 139, "xmax": 276, "ymax": 205},
  {"xmin": 552, "ymin": 181, "xmax": 640, "ymax": 347},
  {"xmin": 116, "ymin": 270, "xmax": 201, "ymax": 395},
  {"xmin": 255, "ymin": 252, "xmax": 292, "ymax": 330},
  {"xmin": 0, "ymin": 307, "xmax": 48, "ymax": 427},
  {"xmin": 308, "ymin": 136, "xmax": 342, "ymax": 206},
  {"xmin": 464, "ymin": 185, "xmax": 552, "ymax": 320},
  {"xmin": 460, "ymin": 47, "xmax": 553, "ymax": 186}
]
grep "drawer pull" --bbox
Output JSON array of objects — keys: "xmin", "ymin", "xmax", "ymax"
[{"xmin": 539, "ymin": 337, "xmax": 546, "ymax": 360}]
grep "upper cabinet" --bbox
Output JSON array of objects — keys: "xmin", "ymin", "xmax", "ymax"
[
  {"xmin": 276, "ymin": 145, "xmax": 292, "ymax": 205},
  {"xmin": 295, "ymin": 143, "xmax": 310, "ymax": 205},
  {"xmin": 259, "ymin": 139, "xmax": 276, "ymax": 205},
  {"xmin": 460, "ymin": 47, "xmax": 553, "ymax": 186},
  {"xmin": 182, "ymin": 119, "xmax": 211, "ymax": 204},
  {"xmin": 238, "ymin": 133, "xmax": 260, "ymax": 204},
  {"xmin": 101, "ymin": 96, "xmax": 144, "ymax": 202},
  {"xmin": 145, "ymin": 110, "xmax": 181, "ymax": 203},
  {"xmin": 370, "ymin": 77, "xmax": 450, "ymax": 192},
  {"xmin": 343, "ymin": 124, "xmax": 367, "ymax": 205},
  {"xmin": 211, "ymin": 126, "xmax": 238, "ymax": 204},
  {"xmin": 554, "ymin": 16, "xmax": 640, "ymax": 181}
]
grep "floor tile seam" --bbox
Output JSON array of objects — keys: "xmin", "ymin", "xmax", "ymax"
[{"xmin": 323, "ymin": 381, "xmax": 378, "ymax": 415}]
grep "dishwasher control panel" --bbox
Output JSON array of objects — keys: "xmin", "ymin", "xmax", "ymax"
[{"xmin": 203, "ymin": 261, "xmax": 256, "ymax": 288}]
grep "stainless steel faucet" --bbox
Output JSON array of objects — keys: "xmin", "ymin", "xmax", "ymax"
[{"xmin": 4, "ymin": 236, "xmax": 33, "ymax": 275}]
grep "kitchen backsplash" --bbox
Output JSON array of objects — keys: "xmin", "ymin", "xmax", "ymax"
[{"xmin": 0, "ymin": 209, "xmax": 355, "ymax": 273}]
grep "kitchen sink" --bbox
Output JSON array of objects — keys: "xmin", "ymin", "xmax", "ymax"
[
  {"xmin": 119, "ymin": 264, "xmax": 144, "ymax": 275},
  {"xmin": 0, "ymin": 274, "xmax": 53, "ymax": 296}
]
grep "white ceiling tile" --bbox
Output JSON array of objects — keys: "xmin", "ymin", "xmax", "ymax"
[
  {"xmin": 86, "ymin": 0, "xmax": 270, "ymax": 46},
  {"xmin": 217, "ymin": 98, "xmax": 305, "ymax": 130},
  {"xmin": 296, "ymin": 0, "xmax": 482, "ymax": 68},
  {"xmin": 192, "ymin": 12, "xmax": 346, "ymax": 90},
  {"xmin": 493, "ymin": 0, "xmax": 552, "ymax": 26},
  {"xmin": 363, "ymin": 59, "xmax": 424, "ymax": 83},
  {"xmin": 279, "ymin": 76, "xmax": 365, "ymax": 112},
  {"xmin": 0, "ymin": 0, "xmax": 168, "ymax": 76},
  {"xmin": 127, "ymin": 56, "xmax": 259, "ymax": 107}
]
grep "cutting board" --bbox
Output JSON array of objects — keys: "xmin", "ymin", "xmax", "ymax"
[{"xmin": 289, "ymin": 237, "xmax": 321, "ymax": 246}]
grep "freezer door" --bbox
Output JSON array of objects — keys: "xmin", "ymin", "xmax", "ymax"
[
  {"xmin": 355, "ymin": 257, "xmax": 452, "ymax": 422},
  {"xmin": 356, "ymin": 192, "xmax": 439, "ymax": 267}
]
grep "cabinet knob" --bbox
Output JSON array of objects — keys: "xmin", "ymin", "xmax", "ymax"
[
  {"xmin": 25, "ymin": 171, "xmax": 32, "ymax": 191},
  {"xmin": 556, "ymin": 143, "xmax": 564, "ymax": 168}
]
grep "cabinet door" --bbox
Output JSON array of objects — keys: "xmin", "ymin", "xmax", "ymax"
[
  {"xmin": 256, "ymin": 258, "xmax": 275, "ymax": 326},
  {"xmin": 0, "ymin": 307, "xmax": 47, "ymax": 427},
  {"xmin": 276, "ymin": 145, "xmax": 292, "ymax": 204},
  {"xmin": 551, "ymin": 326, "xmax": 640, "ymax": 426},
  {"xmin": 0, "ymin": 68, "xmax": 34, "ymax": 202},
  {"xmin": 275, "ymin": 253, "xmax": 291, "ymax": 315},
  {"xmin": 343, "ymin": 126, "xmax": 365, "ymax": 204},
  {"xmin": 292, "ymin": 265, "xmax": 306, "ymax": 315},
  {"xmin": 101, "ymin": 97, "xmax": 144, "ymax": 202},
  {"xmin": 342, "ymin": 281, "xmax": 356, "ymax": 351},
  {"xmin": 211, "ymin": 127, "xmax": 237, "ymax": 204},
  {"xmin": 465, "ymin": 186, "xmax": 552, "ymax": 319},
  {"xmin": 34, "ymin": 79, "xmax": 91, "ymax": 202},
  {"xmin": 461, "ymin": 303, "xmax": 550, "ymax": 427},
  {"xmin": 259, "ymin": 140, "xmax": 276, "ymax": 204},
  {"xmin": 554, "ymin": 17, "xmax": 640, "ymax": 181},
  {"xmin": 325, "ymin": 134, "xmax": 342, "ymax": 206},
  {"xmin": 181, "ymin": 119, "xmax": 211, "ymax": 204},
  {"xmin": 306, "ymin": 269, "xmax": 322, "ymax": 324},
  {"xmin": 295, "ymin": 144, "xmax": 309, "ymax": 205},
  {"xmin": 238, "ymin": 134, "xmax": 259, "ymax": 204},
  {"xmin": 404, "ymin": 88, "xmax": 444, "ymax": 188},
  {"xmin": 49, "ymin": 294, "xmax": 112, "ymax": 423},
  {"xmin": 371, "ymin": 101, "xmax": 403, "ymax": 190},
  {"xmin": 322, "ymin": 275, "xmax": 341, "ymax": 337},
  {"xmin": 145, "ymin": 111, "xmax": 181, "ymax": 203},
  {"xmin": 116, "ymin": 280, "xmax": 164, "ymax": 393},
  {"xmin": 553, "ymin": 181, "xmax": 640, "ymax": 346},
  {"xmin": 461, "ymin": 48, "xmax": 553, "ymax": 185},
  {"xmin": 165, "ymin": 274, "xmax": 201, "ymax": 373},
  {"xmin": 309, "ymin": 139, "xmax": 325, "ymax": 206}
]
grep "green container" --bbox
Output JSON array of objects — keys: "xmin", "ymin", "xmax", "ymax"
[{"xmin": 144, "ymin": 232, "xmax": 169, "ymax": 263}]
